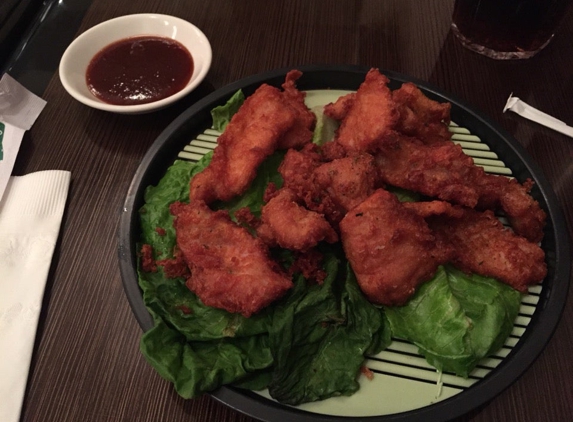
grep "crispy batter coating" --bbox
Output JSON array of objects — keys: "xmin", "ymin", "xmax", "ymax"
[
  {"xmin": 401, "ymin": 201, "xmax": 466, "ymax": 264},
  {"xmin": 375, "ymin": 134, "xmax": 546, "ymax": 242},
  {"xmin": 280, "ymin": 148, "xmax": 380, "ymax": 225},
  {"xmin": 278, "ymin": 144, "xmax": 323, "ymax": 195},
  {"xmin": 339, "ymin": 189, "xmax": 447, "ymax": 306},
  {"xmin": 326, "ymin": 79, "xmax": 452, "ymax": 148},
  {"xmin": 312, "ymin": 153, "xmax": 380, "ymax": 214},
  {"xmin": 279, "ymin": 70, "xmax": 317, "ymax": 149},
  {"xmin": 140, "ymin": 244, "xmax": 157, "ymax": 273},
  {"xmin": 257, "ymin": 188, "xmax": 338, "ymax": 251},
  {"xmin": 403, "ymin": 200, "xmax": 464, "ymax": 219},
  {"xmin": 287, "ymin": 249, "xmax": 328, "ymax": 284},
  {"xmin": 156, "ymin": 248, "xmax": 189, "ymax": 279},
  {"xmin": 320, "ymin": 139, "xmax": 348, "ymax": 161},
  {"xmin": 233, "ymin": 206, "xmax": 260, "ymax": 228},
  {"xmin": 170, "ymin": 201, "xmax": 293, "ymax": 317},
  {"xmin": 375, "ymin": 135, "xmax": 482, "ymax": 207},
  {"xmin": 392, "ymin": 82, "xmax": 452, "ymax": 144},
  {"xmin": 190, "ymin": 73, "xmax": 315, "ymax": 204},
  {"xmin": 329, "ymin": 75, "xmax": 545, "ymax": 242},
  {"xmin": 428, "ymin": 208, "xmax": 547, "ymax": 292},
  {"xmin": 277, "ymin": 145, "xmax": 332, "ymax": 219},
  {"xmin": 324, "ymin": 93, "xmax": 356, "ymax": 121},
  {"xmin": 332, "ymin": 69, "xmax": 399, "ymax": 153},
  {"xmin": 190, "ymin": 84, "xmax": 295, "ymax": 204},
  {"xmin": 476, "ymin": 175, "xmax": 546, "ymax": 243}
]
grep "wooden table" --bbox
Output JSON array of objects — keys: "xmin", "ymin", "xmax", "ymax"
[{"xmin": 10, "ymin": 1, "xmax": 572, "ymax": 421}]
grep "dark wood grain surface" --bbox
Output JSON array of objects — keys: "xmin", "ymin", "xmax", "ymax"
[{"xmin": 12, "ymin": 1, "xmax": 573, "ymax": 421}]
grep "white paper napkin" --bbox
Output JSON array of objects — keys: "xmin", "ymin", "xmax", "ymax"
[{"xmin": 0, "ymin": 170, "xmax": 71, "ymax": 422}]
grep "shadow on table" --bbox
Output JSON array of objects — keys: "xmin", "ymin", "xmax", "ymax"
[{"xmin": 78, "ymin": 80, "xmax": 217, "ymax": 158}]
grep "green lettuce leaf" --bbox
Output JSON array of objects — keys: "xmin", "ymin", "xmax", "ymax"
[
  {"xmin": 138, "ymin": 157, "xmax": 272, "ymax": 341},
  {"xmin": 267, "ymin": 256, "xmax": 391, "ymax": 405},
  {"xmin": 311, "ymin": 105, "xmax": 339, "ymax": 145},
  {"xmin": 141, "ymin": 319, "xmax": 273, "ymax": 399},
  {"xmin": 217, "ymin": 151, "xmax": 284, "ymax": 219},
  {"xmin": 138, "ymin": 157, "xmax": 276, "ymax": 397},
  {"xmin": 210, "ymin": 90, "xmax": 245, "ymax": 132},
  {"xmin": 138, "ymin": 153, "xmax": 391, "ymax": 402},
  {"xmin": 384, "ymin": 266, "xmax": 522, "ymax": 377}
]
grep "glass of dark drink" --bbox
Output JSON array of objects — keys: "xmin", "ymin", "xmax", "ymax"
[{"xmin": 452, "ymin": 0, "xmax": 572, "ymax": 59}]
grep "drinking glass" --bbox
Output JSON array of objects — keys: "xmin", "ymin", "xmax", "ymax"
[{"xmin": 451, "ymin": 0, "xmax": 572, "ymax": 59}]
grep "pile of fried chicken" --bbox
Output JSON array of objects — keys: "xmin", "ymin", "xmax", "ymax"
[{"xmin": 148, "ymin": 68, "xmax": 547, "ymax": 318}]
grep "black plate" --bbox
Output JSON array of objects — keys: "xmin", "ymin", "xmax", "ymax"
[{"xmin": 117, "ymin": 65, "xmax": 571, "ymax": 422}]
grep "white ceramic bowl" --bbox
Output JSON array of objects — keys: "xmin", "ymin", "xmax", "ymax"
[{"xmin": 59, "ymin": 14, "xmax": 212, "ymax": 114}]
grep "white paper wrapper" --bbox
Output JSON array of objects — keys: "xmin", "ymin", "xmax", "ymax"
[
  {"xmin": 0, "ymin": 170, "xmax": 71, "ymax": 422},
  {"xmin": 0, "ymin": 74, "xmax": 47, "ymax": 203},
  {"xmin": 503, "ymin": 94, "xmax": 573, "ymax": 138}
]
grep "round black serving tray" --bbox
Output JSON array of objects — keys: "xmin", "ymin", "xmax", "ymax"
[{"xmin": 118, "ymin": 65, "xmax": 570, "ymax": 422}]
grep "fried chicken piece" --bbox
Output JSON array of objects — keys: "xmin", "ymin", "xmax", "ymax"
[
  {"xmin": 280, "ymin": 148, "xmax": 380, "ymax": 225},
  {"xmin": 332, "ymin": 68, "xmax": 399, "ymax": 153},
  {"xmin": 339, "ymin": 189, "xmax": 448, "ymax": 306},
  {"xmin": 257, "ymin": 188, "xmax": 338, "ymax": 251},
  {"xmin": 428, "ymin": 208, "xmax": 547, "ymax": 292},
  {"xmin": 375, "ymin": 135, "xmax": 482, "ymax": 207},
  {"xmin": 402, "ymin": 201, "xmax": 465, "ymax": 264},
  {"xmin": 375, "ymin": 134, "xmax": 546, "ymax": 242},
  {"xmin": 312, "ymin": 153, "xmax": 380, "ymax": 214},
  {"xmin": 279, "ymin": 70, "xmax": 317, "ymax": 149},
  {"xmin": 190, "ymin": 84, "xmax": 296, "ymax": 204},
  {"xmin": 320, "ymin": 139, "xmax": 348, "ymax": 161},
  {"xmin": 392, "ymin": 82, "xmax": 452, "ymax": 144},
  {"xmin": 190, "ymin": 72, "xmax": 315, "ymax": 204},
  {"xmin": 278, "ymin": 144, "xmax": 322, "ymax": 195},
  {"xmin": 476, "ymin": 175, "xmax": 546, "ymax": 243},
  {"xmin": 403, "ymin": 200, "xmax": 464, "ymax": 219},
  {"xmin": 278, "ymin": 144, "xmax": 335, "ymax": 217},
  {"xmin": 326, "ymin": 79, "xmax": 451, "ymax": 147},
  {"xmin": 170, "ymin": 201, "xmax": 293, "ymax": 317},
  {"xmin": 324, "ymin": 93, "xmax": 356, "ymax": 121}
]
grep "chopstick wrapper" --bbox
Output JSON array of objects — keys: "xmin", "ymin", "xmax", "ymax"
[
  {"xmin": 0, "ymin": 73, "xmax": 47, "ymax": 202},
  {"xmin": 0, "ymin": 170, "xmax": 71, "ymax": 422},
  {"xmin": 503, "ymin": 94, "xmax": 573, "ymax": 138}
]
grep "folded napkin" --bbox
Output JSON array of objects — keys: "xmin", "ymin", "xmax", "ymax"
[{"xmin": 0, "ymin": 170, "xmax": 71, "ymax": 422}]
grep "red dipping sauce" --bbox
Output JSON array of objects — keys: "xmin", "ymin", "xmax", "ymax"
[{"xmin": 86, "ymin": 36, "xmax": 194, "ymax": 106}]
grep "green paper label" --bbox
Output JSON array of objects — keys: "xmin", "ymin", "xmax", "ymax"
[{"xmin": 0, "ymin": 122, "xmax": 4, "ymax": 161}]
